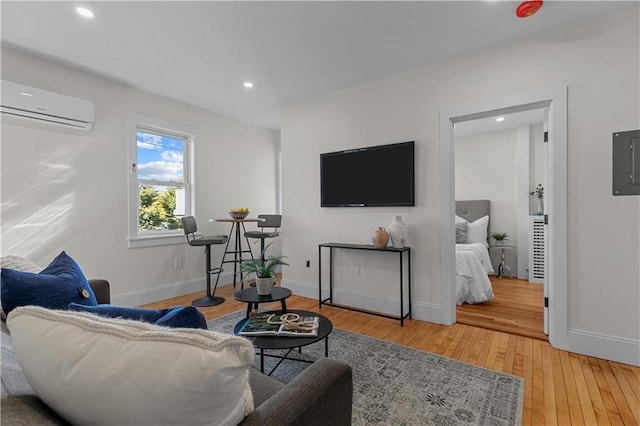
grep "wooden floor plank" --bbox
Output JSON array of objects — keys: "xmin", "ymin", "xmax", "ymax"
[
  {"xmin": 491, "ymin": 332, "xmax": 509, "ymax": 372},
  {"xmin": 569, "ymin": 352, "xmax": 599, "ymax": 426},
  {"xmin": 598, "ymin": 359, "xmax": 637, "ymax": 426},
  {"xmin": 451, "ymin": 325, "xmax": 476, "ymax": 363},
  {"xmin": 502, "ymin": 334, "xmax": 517, "ymax": 374},
  {"xmin": 559, "ymin": 351, "xmax": 586, "ymax": 425},
  {"xmin": 617, "ymin": 364, "xmax": 640, "ymax": 417},
  {"xmin": 466, "ymin": 327, "xmax": 488, "ymax": 366},
  {"xmin": 475, "ymin": 329, "xmax": 495, "ymax": 367},
  {"xmin": 457, "ymin": 277, "xmax": 547, "ymax": 341},
  {"xmin": 520, "ymin": 337, "xmax": 533, "ymax": 426},
  {"xmin": 580, "ymin": 355, "xmax": 612, "ymax": 426},
  {"xmin": 142, "ymin": 281, "xmax": 640, "ymax": 425},
  {"xmin": 590, "ymin": 357, "xmax": 624, "ymax": 425},
  {"xmin": 531, "ymin": 339, "xmax": 546, "ymax": 425},
  {"xmin": 550, "ymin": 348, "xmax": 570, "ymax": 425},
  {"xmin": 541, "ymin": 343, "xmax": 558, "ymax": 425}
]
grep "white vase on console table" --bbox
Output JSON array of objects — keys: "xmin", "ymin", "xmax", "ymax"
[{"xmin": 388, "ymin": 215, "xmax": 408, "ymax": 248}]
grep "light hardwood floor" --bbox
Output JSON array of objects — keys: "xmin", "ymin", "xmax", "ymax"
[
  {"xmin": 143, "ymin": 280, "xmax": 640, "ymax": 426},
  {"xmin": 457, "ymin": 277, "xmax": 547, "ymax": 341}
]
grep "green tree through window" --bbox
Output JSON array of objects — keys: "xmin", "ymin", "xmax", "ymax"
[{"xmin": 138, "ymin": 186, "xmax": 182, "ymax": 231}]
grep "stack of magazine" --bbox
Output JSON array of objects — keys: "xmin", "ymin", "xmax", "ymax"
[{"xmin": 238, "ymin": 313, "xmax": 319, "ymax": 337}]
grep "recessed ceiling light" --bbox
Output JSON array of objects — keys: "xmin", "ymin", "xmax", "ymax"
[
  {"xmin": 243, "ymin": 82, "xmax": 254, "ymax": 89},
  {"xmin": 496, "ymin": 117, "xmax": 505, "ymax": 122},
  {"xmin": 20, "ymin": 92, "xmax": 33, "ymax": 97},
  {"xmin": 76, "ymin": 7, "xmax": 95, "ymax": 18}
]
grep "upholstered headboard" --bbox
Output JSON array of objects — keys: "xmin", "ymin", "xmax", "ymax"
[{"xmin": 456, "ymin": 200, "xmax": 490, "ymax": 242}]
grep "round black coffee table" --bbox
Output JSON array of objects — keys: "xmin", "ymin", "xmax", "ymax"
[
  {"xmin": 234, "ymin": 286, "xmax": 292, "ymax": 318},
  {"xmin": 234, "ymin": 310, "xmax": 333, "ymax": 376}
]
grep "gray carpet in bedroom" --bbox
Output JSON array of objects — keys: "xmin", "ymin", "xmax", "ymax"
[{"xmin": 208, "ymin": 310, "xmax": 524, "ymax": 425}]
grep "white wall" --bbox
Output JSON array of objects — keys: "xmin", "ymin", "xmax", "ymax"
[
  {"xmin": 455, "ymin": 128, "xmax": 518, "ymax": 245},
  {"xmin": 455, "ymin": 128, "xmax": 519, "ymax": 276},
  {"xmin": 1, "ymin": 47, "xmax": 279, "ymax": 305},
  {"xmin": 280, "ymin": 7, "xmax": 639, "ymax": 359}
]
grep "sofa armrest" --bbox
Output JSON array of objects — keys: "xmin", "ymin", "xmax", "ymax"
[
  {"xmin": 240, "ymin": 358, "xmax": 353, "ymax": 426},
  {"xmin": 88, "ymin": 279, "xmax": 110, "ymax": 305}
]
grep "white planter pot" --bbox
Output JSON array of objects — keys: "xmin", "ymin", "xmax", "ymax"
[{"xmin": 255, "ymin": 277, "xmax": 274, "ymax": 295}]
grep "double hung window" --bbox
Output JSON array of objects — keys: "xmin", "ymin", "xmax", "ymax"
[{"xmin": 128, "ymin": 114, "xmax": 194, "ymax": 247}]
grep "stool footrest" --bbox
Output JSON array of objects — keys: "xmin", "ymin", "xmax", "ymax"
[{"xmin": 208, "ymin": 267, "xmax": 223, "ymax": 275}]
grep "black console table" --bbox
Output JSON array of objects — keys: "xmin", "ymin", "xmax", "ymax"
[{"xmin": 318, "ymin": 243, "xmax": 411, "ymax": 326}]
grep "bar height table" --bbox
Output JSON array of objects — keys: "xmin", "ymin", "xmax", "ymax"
[{"xmin": 211, "ymin": 217, "xmax": 264, "ymax": 289}]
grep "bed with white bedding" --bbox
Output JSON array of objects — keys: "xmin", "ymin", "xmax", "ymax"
[
  {"xmin": 455, "ymin": 200, "xmax": 495, "ymax": 305},
  {"xmin": 455, "ymin": 243, "xmax": 494, "ymax": 304}
]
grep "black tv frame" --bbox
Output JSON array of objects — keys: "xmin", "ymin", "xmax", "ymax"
[{"xmin": 320, "ymin": 141, "xmax": 415, "ymax": 207}]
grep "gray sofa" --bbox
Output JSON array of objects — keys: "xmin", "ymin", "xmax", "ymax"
[{"xmin": 1, "ymin": 277, "xmax": 353, "ymax": 425}]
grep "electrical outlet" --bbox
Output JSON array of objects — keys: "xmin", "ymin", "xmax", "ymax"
[
  {"xmin": 305, "ymin": 260, "xmax": 311, "ymax": 268},
  {"xmin": 351, "ymin": 265, "xmax": 360, "ymax": 276},
  {"xmin": 174, "ymin": 258, "xmax": 183, "ymax": 269}
]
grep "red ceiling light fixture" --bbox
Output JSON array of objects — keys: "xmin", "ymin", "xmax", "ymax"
[{"xmin": 516, "ymin": 1, "xmax": 543, "ymax": 18}]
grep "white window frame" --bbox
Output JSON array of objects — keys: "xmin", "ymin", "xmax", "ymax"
[{"xmin": 127, "ymin": 113, "xmax": 196, "ymax": 248}]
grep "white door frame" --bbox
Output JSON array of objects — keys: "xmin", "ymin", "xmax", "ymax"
[{"xmin": 438, "ymin": 87, "xmax": 568, "ymax": 350}]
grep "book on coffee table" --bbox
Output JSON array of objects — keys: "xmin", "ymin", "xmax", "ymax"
[{"xmin": 238, "ymin": 313, "xmax": 319, "ymax": 337}]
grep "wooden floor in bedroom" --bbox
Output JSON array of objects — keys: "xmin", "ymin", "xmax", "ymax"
[{"xmin": 456, "ymin": 276, "xmax": 547, "ymax": 341}]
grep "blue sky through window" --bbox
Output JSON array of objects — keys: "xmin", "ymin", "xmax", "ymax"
[{"xmin": 136, "ymin": 131, "xmax": 184, "ymax": 182}]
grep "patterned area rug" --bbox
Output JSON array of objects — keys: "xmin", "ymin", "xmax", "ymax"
[{"xmin": 208, "ymin": 311, "xmax": 524, "ymax": 425}]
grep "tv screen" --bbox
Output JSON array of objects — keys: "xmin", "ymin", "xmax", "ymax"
[{"xmin": 320, "ymin": 141, "xmax": 415, "ymax": 207}]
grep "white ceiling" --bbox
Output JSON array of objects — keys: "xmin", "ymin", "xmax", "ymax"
[{"xmin": 1, "ymin": 1, "xmax": 634, "ymax": 131}]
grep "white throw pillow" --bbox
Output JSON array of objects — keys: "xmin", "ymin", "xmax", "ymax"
[
  {"xmin": 7, "ymin": 306, "xmax": 255, "ymax": 426},
  {"xmin": 465, "ymin": 215, "xmax": 489, "ymax": 246}
]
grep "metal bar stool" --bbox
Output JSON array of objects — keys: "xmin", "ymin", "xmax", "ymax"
[
  {"xmin": 244, "ymin": 214, "xmax": 282, "ymax": 262},
  {"xmin": 181, "ymin": 216, "xmax": 229, "ymax": 307}
]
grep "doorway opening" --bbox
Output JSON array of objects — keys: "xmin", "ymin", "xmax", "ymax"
[
  {"xmin": 453, "ymin": 109, "xmax": 547, "ymax": 340},
  {"xmin": 438, "ymin": 88, "xmax": 569, "ymax": 351}
]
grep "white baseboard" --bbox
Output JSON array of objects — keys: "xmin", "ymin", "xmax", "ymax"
[
  {"xmin": 568, "ymin": 328, "xmax": 640, "ymax": 367},
  {"xmin": 281, "ymin": 278, "xmax": 442, "ymax": 324},
  {"xmin": 111, "ymin": 273, "xmax": 237, "ymax": 307},
  {"xmin": 111, "ymin": 277, "xmax": 639, "ymax": 366}
]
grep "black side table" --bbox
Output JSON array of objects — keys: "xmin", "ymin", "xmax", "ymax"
[{"xmin": 234, "ymin": 286, "xmax": 292, "ymax": 318}]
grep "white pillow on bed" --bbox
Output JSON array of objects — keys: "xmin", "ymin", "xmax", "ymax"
[{"xmin": 456, "ymin": 215, "xmax": 489, "ymax": 247}]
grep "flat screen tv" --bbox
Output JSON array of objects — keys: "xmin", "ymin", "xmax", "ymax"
[{"xmin": 320, "ymin": 141, "xmax": 415, "ymax": 207}]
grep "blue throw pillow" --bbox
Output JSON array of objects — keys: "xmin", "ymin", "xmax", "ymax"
[
  {"xmin": 1, "ymin": 251, "xmax": 97, "ymax": 315},
  {"xmin": 67, "ymin": 303, "xmax": 207, "ymax": 330}
]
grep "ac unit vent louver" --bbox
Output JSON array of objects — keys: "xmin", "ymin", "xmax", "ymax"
[
  {"xmin": 1, "ymin": 80, "xmax": 94, "ymax": 131},
  {"xmin": 529, "ymin": 216, "xmax": 546, "ymax": 283}
]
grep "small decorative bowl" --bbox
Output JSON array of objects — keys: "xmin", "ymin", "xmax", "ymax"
[{"xmin": 228, "ymin": 210, "xmax": 249, "ymax": 219}]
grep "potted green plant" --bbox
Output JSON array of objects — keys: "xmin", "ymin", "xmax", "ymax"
[
  {"xmin": 491, "ymin": 232, "xmax": 509, "ymax": 247},
  {"xmin": 241, "ymin": 242, "xmax": 289, "ymax": 295}
]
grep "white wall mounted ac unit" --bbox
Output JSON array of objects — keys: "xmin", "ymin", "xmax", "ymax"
[{"xmin": 1, "ymin": 80, "xmax": 94, "ymax": 131}]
